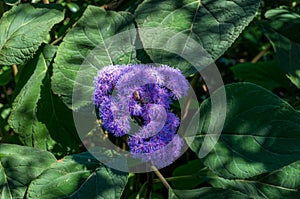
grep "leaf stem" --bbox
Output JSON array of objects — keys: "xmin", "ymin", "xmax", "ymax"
[
  {"xmin": 182, "ymin": 72, "xmax": 200, "ymax": 120},
  {"xmin": 12, "ymin": 64, "xmax": 18, "ymax": 76},
  {"xmin": 150, "ymin": 165, "xmax": 171, "ymax": 190},
  {"xmin": 100, "ymin": 0, "xmax": 126, "ymax": 10},
  {"xmin": 251, "ymin": 44, "xmax": 271, "ymax": 63},
  {"xmin": 136, "ymin": 181, "xmax": 147, "ymax": 199},
  {"xmin": 152, "ymin": 174, "xmax": 196, "ymax": 184},
  {"xmin": 144, "ymin": 172, "xmax": 153, "ymax": 199}
]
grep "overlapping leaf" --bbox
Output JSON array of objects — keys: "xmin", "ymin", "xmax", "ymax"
[
  {"xmin": 52, "ymin": 6, "xmax": 137, "ymax": 109},
  {"xmin": 262, "ymin": 9, "xmax": 300, "ymax": 88},
  {"xmin": 26, "ymin": 152, "xmax": 128, "ymax": 199},
  {"xmin": 134, "ymin": 0, "xmax": 260, "ymax": 76},
  {"xmin": 8, "ymin": 45, "xmax": 80, "ymax": 155},
  {"xmin": 168, "ymin": 187, "xmax": 248, "ymax": 199},
  {"xmin": 0, "ymin": 4, "xmax": 64, "ymax": 65},
  {"xmin": 8, "ymin": 45, "xmax": 55, "ymax": 149},
  {"xmin": 231, "ymin": 61, "xmax": 292, "ymax": 91},
  {"xmin": 209, "ymin": 160, "xmax": 300, "ymax": 198},
  {"xmin": 188, "ymin": 83, "xmax": 300, "ymax": 179},
  {"xmin": 0, "ymin": 144, "xmax": 57, "ymax": 199}
]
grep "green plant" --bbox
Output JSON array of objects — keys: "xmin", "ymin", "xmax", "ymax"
[{"xmin": 0, "ymin": 0, "xmax": 300, "ymax": 198}]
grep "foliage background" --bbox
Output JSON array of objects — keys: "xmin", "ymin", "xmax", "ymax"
[{"xmin": 0, "ymin": 0, "xmax": 300, "ymax": 198}]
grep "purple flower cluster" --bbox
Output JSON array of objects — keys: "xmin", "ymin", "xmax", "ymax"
[{"xmin": 93, "ymin": 64, "xmax": 188, "ymax": 167}]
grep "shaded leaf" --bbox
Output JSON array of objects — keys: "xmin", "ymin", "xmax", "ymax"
[
  {"xmin": 208, "ymin": 160, "xmax": 300, "ymax": 198},
  {"xmin": 231, "ymin": 61, "xmax": 292, "ymax": 91},
  {"xmin": 0, "ymin": 66, "xmax": 11, "ymax": 86},
  {"xmin": 0, "ymin": 144, "xmax": 56, "ymax": 199},
  {"xmin": 187, "ymin": 83, "xmax": 300, "ymax": 179},
  {"xmin": 134, "ymin": 0, "xmax": 260, "ymax": 76},
  {"xmin": 262, "ymin": 9, "xmax": 300, "ymax": 88},
  {"xmin": 168, "ymin": 187, "xmax": 248, "ymax": 199},
  {"xmin": 52, "ymin": 6, "xmax": 137, "ymax": 109},
  {"xmin": 0, "ymin": 4, "xmax": 64, "ymax": 65},
  {"xmin": 172, "ymin": 160, "xmax": 205, "ymax": 189},
  {"xmin": 8, "ymin": 45, "xmax": 56, "ymax": 149},
  {"xmin": 37, "ymin": 50, "xmax": 81, "ymax": 156},
  {"xmin": 26, "ymin": 152, "xmax": 128, "ymax": 199}
]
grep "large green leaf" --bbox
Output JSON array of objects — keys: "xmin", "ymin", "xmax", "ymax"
[
  {"xmin": 168, "ymin": 161, "xmax": 300, "ymax": 198},
  {"xmin": 0, "ymin": 144, "xmax": 57, "ymax": 199},
  {"xmin": 134, "ymin": 0, "xmax": 260, "ymax": 76},
  {"xmin": 231, "ymin": 61, "xmax": 292, "ymax": 91},
  {"xmin": 168, "ymin": 187, "xmax": 248, "ymax": 199},
  {"xmin": 171, "ymin": 160, "xmax": 205, "ymax": 189},
  {"xmin": 52, "ymin": 6, "xmax": 137, "ymax": 109},
  {"xmin": 262, "ymin": 9, "xmax": 300, "ymax": 88},
  {"xmin": 8, "ymin": 45, "xmax": 56, "ymax": 149},
  {"xmin": 208, "ymin": 160, "xmax": 300, "ymax": 198},
  {"xmin": 37, "ymin": 76, "xmax": 81, "ymax": 156},
  {"xmin": 0, "ymin": 4, "xmax": 64, "ymax": 65},
  {"xmin": 26, "ymin": 152, "xmax": 128, "ymax": 199},
  {"xmin": 8, "ymin": 45, "xmax": 80, "ymax": 155},
  {"xmin": 187, "ymin": 83, "xmax": 300, "ymax": 179}
]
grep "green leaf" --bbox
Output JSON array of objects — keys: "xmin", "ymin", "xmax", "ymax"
[
  {"xmin": 26, "ymin": 152, "xmax": 128, "ymax": 199},
  {"xmin": 0, "ymin": 65, "xmax": 12, "ymax": 86},
  {"xmin": 0, "ymin": 4, "xmax": 64, "ymax": 65},
  {"xmin": 168, "ymin": 187, "xmax": 248, "ymax": 199},
  {"xmin": 172, "ymin": 160, "xmax": 205, "ymax": 189},
  {"xmin": 187, "ymin": 82, "xmax": 300, "ymax": 179},
  {"xmin": 8, "ymin": 45, "xmax": 55, "ymax": 149},
  {"xmin": 8, "ymin": 45, "xmax": 80, "ymax": 155},
  {"xmin": 37, "ymin": 76, "xmax": 81, "ymax": 156},
  {"xmin": 262, "ymin": 9, "xmax": 300, "ymax": 88},
  {"xmin": 0, "ymin": 144, "xmax": 57, "ymax": 199},
  {"xmin": 208, "ymin": 160, "xmax": 300, "ymax": 198},
  {"xmin": 134, "ymin": 0, "xmax": 260, "ymax": 76},
  {"xmin": 231, "ymin": 61, "xmax": 292, "ymax": 91},
  {"xmin": 52, "ymin": 6, "xmax": 137, "ymax": 109}
]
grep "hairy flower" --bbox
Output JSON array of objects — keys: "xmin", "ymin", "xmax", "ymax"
[{"xmin": 93, "ymin": 64, "xmax": 188, "ymax": 167}]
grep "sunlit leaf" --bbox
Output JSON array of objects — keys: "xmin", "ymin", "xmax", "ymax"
[
  {"xmin": 26, "ymin": 152, "xmax": 128, "ymax": 199},
  {"xmin": 52, "ymin": 6, "xmax": 137, "ymax": 109},
  {"xmin": 0, "ymin": 4, "xmax": 64, "ymax": 65},
  {"xmin": 134, "ymin": 0, "xmax": 260, "ymax": 76}
]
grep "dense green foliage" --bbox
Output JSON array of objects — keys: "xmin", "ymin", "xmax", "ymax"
[{"xmin": 0, "ymin": 0, "xmax": 300, "ymax": 198}]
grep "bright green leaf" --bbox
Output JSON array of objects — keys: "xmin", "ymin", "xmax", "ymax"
[
  {"xmin": 134, "ymin": 0, "xmax": 260, "ymax": 76},
  {"xmin": 52, "ymin": 6, "xmax": 137, "ymax": 109},
  {"xmin": 187, "ymin": 83, "xmax": 300, "ymax": 179},
  {"xmin": 0, "ymin": 4, "xmax": 64, "ymax": 65},
  {"xmin": 0, "ymin": 144, "xmax": 57, "ymax": 199},
  {"xmin": 26, "ymin": 152, "xmax": 128, "ymax": 199}
]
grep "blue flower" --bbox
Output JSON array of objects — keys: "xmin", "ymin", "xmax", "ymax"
[{"xmin": 93, "ymin": 64, "xmax": 188, "ymax": 167}]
